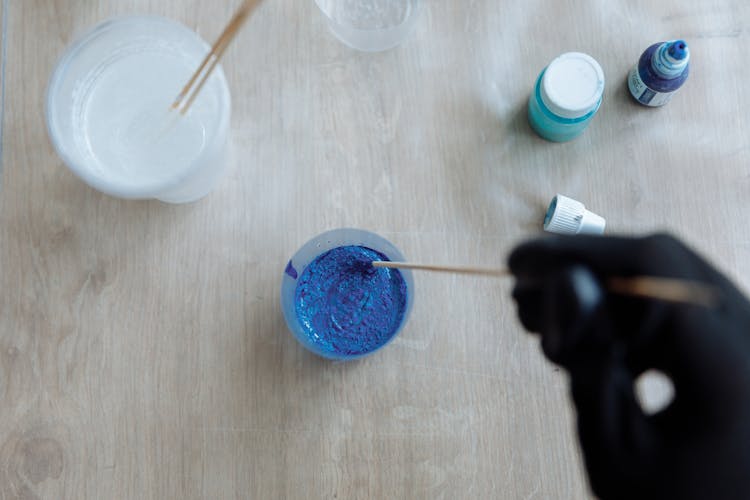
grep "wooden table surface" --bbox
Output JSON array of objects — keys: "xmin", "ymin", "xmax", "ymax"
[{"xmin": 1, "ymin": 0, "xmax": 749, "ymax": 498}]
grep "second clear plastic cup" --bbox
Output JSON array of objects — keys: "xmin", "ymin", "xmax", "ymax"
[
  {"xmin": 46, "ymin": 16, "xmax": 232, "ymax": 203},
  {"xmin": 281, "ymin": 228, "xmax": 414, "ymax": 360},
  {"xmin": 315, "ymin": 0, "xmax": 421, "ymax": 52}
]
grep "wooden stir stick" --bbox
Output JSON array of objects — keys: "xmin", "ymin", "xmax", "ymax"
[
  {"xmin": 372, "ymin": 261, "xmax": 719, "ymax": 307},
  {"xmin": 172, "ymin": 0, "xmax": 262, "ymax": 114},
  {"xmin": 372, "ymin": 261, "xmax": 510, "ymax": 278}
]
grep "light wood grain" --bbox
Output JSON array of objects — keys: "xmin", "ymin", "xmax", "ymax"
[
  {"xmin": 0, "ymin": 0, "xmax": 5, "ymax": 191},
  {"xmin": 1, "ymin": 0, "xmax": 749, "ymax": 498}
]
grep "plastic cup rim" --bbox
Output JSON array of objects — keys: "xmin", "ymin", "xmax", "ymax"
[
  {"xmin": 45, "ymin": 15, "xmax": 232, "ymax": 199},
  {"xmin": 280, "ymin": 228, "xmax": 415, "ymax": 361}
]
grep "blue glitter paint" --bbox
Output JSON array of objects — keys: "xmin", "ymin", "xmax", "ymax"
[
  {"xmin": 285, "ymin": 260, "xmax": 298, "ymax": 279},
  {"xmin": 294, "ymin": 245, "xmax": 407, "ymax": 357}
]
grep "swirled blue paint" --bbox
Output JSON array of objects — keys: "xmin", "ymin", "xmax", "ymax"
[{"xmin": 294, "ymin": 245, "xmax": 407, "ymax": 357}]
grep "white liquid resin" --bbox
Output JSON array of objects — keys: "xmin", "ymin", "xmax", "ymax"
[{"xmin": 71, "ymin": 43, "xmax": 220, "ymax": 190}]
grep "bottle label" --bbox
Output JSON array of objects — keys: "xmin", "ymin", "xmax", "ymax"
[{"xmin": 628, "ymin": 66, "xmax": 677, "ymax": 107}]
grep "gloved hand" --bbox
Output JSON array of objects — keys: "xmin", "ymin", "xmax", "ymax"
[{"xmin": 509, "ymin": 233, "xmax": 750, "ymax": 500}]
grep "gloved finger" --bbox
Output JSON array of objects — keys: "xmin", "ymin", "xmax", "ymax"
[
  {"xmin": 510, "ymin": 233, "xmax": 736, "ymax": 369},
  {"xmin": 509, "ymin": 233, "xmax": 720, "ymax": 283},
  {"xmin": 511, "ymin": 282, "xmax": 544, "ymax": 333},
  {"xmin": 539, "ymin": 265, "xmax": 608, "ymax": 366},
  {"xmin": 510, "ymin": 234, "xmax": 642, "ymax": 278},
  {"xmin": 510, "ymin": 265, "xmax": 600, "ymax": 340},
  {"xmin": 655, "ymin": 307, "xmax": 750, "ymax": 418},
  {"xmin": 512, "ymin": 265, "xmax": 610, "ymax": 366},
  {"xmin": 570, "ymin": 361, "xmax": 660, "ymax": 499},
  {"xmin": 613, "ymin": 286, "xmax": 750, "ymax": 398}
]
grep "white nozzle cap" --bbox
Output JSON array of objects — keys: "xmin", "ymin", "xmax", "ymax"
[{"xmin": 543, "ymin": 195, "xmax": 606, "ymax": 235}]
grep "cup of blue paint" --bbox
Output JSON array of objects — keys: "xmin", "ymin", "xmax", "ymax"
[
  {"xmin": 528, "ymin": 52, "xmax": 605, "ymax": 142},
  {"xmin": 281, "ymin": 228, "xmax": 414, "ymax": 360}
]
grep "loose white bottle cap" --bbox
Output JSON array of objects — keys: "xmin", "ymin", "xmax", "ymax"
[
  {"xmin": 540, "ymin": 52, "xmax": 605, "ymax": 119},
  {"xmin": 543, "ymin": 194, "xmax": 606, "ymax": 235}
]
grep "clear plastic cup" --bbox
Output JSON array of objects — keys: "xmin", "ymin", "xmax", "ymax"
[
  {"xmin": 281, "ymin": 228, "xmax": 415, "ymax": 360},
  {"xmin": 315, "ymin": 0, "xmax": 421, "ymax": 52},
  {"xmin": 46, "ymin": 16, "xmax": 232, "ymax": 203}
]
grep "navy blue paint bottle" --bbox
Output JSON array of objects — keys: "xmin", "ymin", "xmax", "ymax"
[{"xmin": 628, "ymin": 39, "xmax": 690, "ymax": 107}]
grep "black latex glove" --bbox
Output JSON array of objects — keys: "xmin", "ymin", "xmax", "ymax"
[{"xmin": 509, "ymin": 233, "xmax": 750, "ymax": 500}]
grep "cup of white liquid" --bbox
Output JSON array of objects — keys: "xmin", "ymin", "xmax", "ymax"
[
  {"xmin": 315, "ymin": 0, "xmax": 420, "ymax": 52},
  {"xmin": 46, "ymin": 16, "xmax": 232, "ymax": 203}
]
